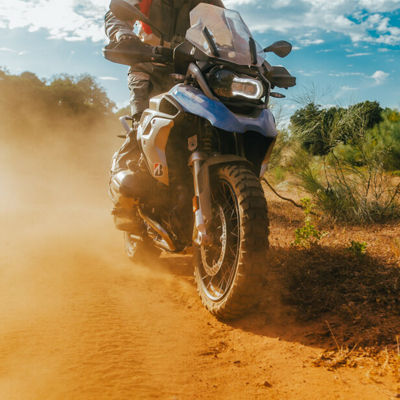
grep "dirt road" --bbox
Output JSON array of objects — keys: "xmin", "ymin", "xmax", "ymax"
[{"xmin": 0, "ymin": 137, "xmax": 398, "ymax": 400}]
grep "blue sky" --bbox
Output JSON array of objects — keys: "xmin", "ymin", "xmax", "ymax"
[{"xmin": 0, "ymin": 0, "xmax": 399, "ymax": 121}]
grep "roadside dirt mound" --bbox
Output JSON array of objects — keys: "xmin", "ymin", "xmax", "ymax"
[{"xmin": 0, "ymin": 123, "xmax": 399, "ymax": 399}]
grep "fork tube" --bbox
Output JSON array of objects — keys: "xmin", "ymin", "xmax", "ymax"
[{"xmin": 189, "ymin": 151, "xmax": 208, "ymax": 246}]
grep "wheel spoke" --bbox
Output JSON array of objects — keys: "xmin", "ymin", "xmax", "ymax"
[{"xmin": 198, "ymin": 177, "xmax": 241, "ymax": 301}]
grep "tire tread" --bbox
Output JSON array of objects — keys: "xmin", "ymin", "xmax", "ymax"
[{"xmin": 194, "ymin": 164, "xmax": 269, "ymax": 320}]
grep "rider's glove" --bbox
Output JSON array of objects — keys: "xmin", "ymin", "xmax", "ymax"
[
  {"xmin": 154, "ymin": 46, "xmax": 173, "ymax": 59},
  {"xmin": 115, "ymin": 31, "xmax": 142, "ymax": 45}
]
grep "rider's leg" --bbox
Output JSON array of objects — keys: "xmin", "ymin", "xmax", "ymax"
[
  {"xmin": 128, "ymin": 69, "xmax": 152, "ymax": 119},
  {"xmin": 112, "ymin": 64, "xmax": 172, "ymax": 178},
  {"xmin": 109, "ymin": 69, "xmax": 152, "ymax": 232},
  {"xmin": 109, "ymin": 65, "xmax": 173, "ymax": 232}
]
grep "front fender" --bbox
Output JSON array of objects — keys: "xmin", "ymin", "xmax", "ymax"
[
  {"xmin": 197, "ymin": 155, "xmax": 251, "ymax": 228},
  {"xmin": 168, "ymin": 84, "xmax": 278, "ymax": 138}
]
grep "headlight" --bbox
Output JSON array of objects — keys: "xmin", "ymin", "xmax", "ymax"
[{"xmin": 208, "ymin": 69, "xmax": 264, "ymax": 101}]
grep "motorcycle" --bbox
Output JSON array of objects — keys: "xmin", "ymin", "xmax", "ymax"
[{"xmin": 104, "ymin": 0, "xmax": 296, "ymax": 320}]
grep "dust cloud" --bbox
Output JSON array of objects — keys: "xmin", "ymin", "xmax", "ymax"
[
  {"xmin": 1, "ymin": 84, "xmax": 398, "ymax": 400},
  {"xmin": 0, "ymin": 106, "xmax": 208, "ymax": 399},
  {"xmin": 0, "ymin": 106, "xmax": 135, "ymax": 398}
]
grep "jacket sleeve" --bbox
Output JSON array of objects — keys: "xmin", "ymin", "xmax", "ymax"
[{"xmin": 104, "ymin": 10, "xmax": 136, "ymax": 42}]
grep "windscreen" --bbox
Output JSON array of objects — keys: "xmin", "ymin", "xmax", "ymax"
[{"xmin": 186, "ymin": 4, "xmax": 264, "ymax": 66}]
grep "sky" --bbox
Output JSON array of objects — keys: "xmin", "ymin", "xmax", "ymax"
[{"xmin": 0, "ymin": 0, "xmax": 399, "ymax": 120}]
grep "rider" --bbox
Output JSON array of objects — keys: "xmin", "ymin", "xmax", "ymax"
[{"xmin": 105, "ymin": 0, "xmax": 225, "ymax": 231}]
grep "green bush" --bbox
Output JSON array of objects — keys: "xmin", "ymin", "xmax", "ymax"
[
  {"xmin": 293, "ymin": 198, "xmax": 325, "ymax": 248},
  {"xmin": 368, "ymin": 109, "xmax": 400, "ymax": 171},
  {"xmin": 287, "ymin": 99, "xmax": 400, "ymax": 223},
  {"xmin": 290, "ymin": 101, "xmax": 383, "ymax": 157},
  {"xmin": 268, "ymin": 128, "xmax": 290, "ymax": 169},
  {"xmin": 298, "ymin": 157, "xmax": 400, "ymax": 223},
  {"xmin": 271, "ymin": 166, "xmax": 287, "ymax": 183},
  {"xmin": 348, "ymin": 240, "xmax": 368, "ymax": 257}
]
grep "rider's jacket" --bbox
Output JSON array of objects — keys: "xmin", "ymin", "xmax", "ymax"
[{"xmin": 105, "ymin": 0, "xmax": 225, "ymax": 47}]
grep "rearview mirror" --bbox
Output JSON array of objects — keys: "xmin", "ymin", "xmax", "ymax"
[
  {"xmin": 109, "ymin": 0, "xmax": 162, "ymax": 37},
  {"xmin": 263, "ymin": 40, "xmax": 292, "ymax": 58}
]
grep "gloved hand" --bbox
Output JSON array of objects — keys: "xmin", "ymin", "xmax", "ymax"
[
  {"xmin": 154, "ymin": 46, "xmax": 173, "ymax": 59},
  {"xmin": 115, "ymin": 30, "xmax": 141, "ymax": 44},
  {"xmin": 114, "ymin": 31, "xmax": 149, "ymax": 55}
]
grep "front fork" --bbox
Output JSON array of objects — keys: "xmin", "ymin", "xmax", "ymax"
[
  {"xmin": 189, "ymin": 151, "xmax": 209, "ymax": 246},
  {"xmin": 188, "ymin": 128, "xmax": 252, "ymax": 247}
]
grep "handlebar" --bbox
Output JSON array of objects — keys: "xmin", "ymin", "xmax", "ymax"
[{"xmin": 103, "ymin": 41, "xmax": 173, "ymax": 66}]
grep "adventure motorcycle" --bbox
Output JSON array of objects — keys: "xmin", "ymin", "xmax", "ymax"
[{"xmin": 104, "ymin": 0, "xmax": 296, "ymax": 320}]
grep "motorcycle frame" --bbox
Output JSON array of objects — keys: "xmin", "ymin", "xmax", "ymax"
[{"xmin": 136, "ymin": 63, "xmax": 278, "ymax": 246}]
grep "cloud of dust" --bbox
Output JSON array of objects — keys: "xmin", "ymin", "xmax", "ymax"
[
  {"xmin": 0, "ymin": 72, "xmax": 200, "ymax": 400},
  {"xmin": 0, "ymin": 80, "xmax": 124, "ymax": 387}
]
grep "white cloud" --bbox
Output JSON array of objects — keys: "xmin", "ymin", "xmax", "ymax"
[
  {"xmin": 298, "ymin": 38, "xmax": 324, "ymax": 46},
  {"xmin": 225, "ymin": 0, "xmax": 400, "ymax": 46},
  {"xmin": 370, "ymin": 70, "xmax": 389, "ymax": 85},
  {"xmin": 297, "ymin": 69, "xmax": 322, "ymax": 76},
  {"xmin": 358, "ymin": 0, "xmax": 400, "ymax": 12},
  {"xmin": 0, "ymin": 0, "xmax": 110, "ymax": 42},
  {"xmin": 341, "ymin": 85, "xmax": 357, "ymax": 91},
  {"xmin": 346, "ymin": 52, "xmax": 373, "ymax": 57},
  {"xmin": 99, "ymin": 76, "xmax": 119, "ymax": 81},
  {"xmin": 0, "ymin": 0, "xmax": 399, "ymax": 46},
  {"xmin": 0, "ymin": 47, "xmax": 17, "ymax": 53},
  {"xmin": 0, "ymin": 47, "xmax": 28, "ymax": 56},
  {"xmin": 328, "ymin": 71, "xmax": 365, "ymax": 77}
]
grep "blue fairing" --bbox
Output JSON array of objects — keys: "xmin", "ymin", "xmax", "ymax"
[{"xmin": 168, "ymin": 84, "xmax": 278, "ymax": 138}]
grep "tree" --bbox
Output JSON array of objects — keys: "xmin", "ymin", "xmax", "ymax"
[
  {"xmin": 0, "ymin": 69, "xmax": 117, "ymax": 137},
  {"xmin": 48, "ymin": 74, "xmax": 115, "ymax": 115},
  {"xmin": 290, "ymin": 101, "xmax": 383, "ymax": 156},
  {"xmin": 290, "ymin": 102, "xmax": 340, "ymax": 155}
]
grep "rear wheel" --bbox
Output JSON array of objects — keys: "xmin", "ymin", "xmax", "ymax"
[
  {"xmin": 194, "ymin": 164, "xmax": 269, "ymax": 320},
  {"xmin": 124, "ymin": 233, "xmax": 161, "ymax": 263}
]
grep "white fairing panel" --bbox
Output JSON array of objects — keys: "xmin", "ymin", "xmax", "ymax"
[{"xmin": 138, "ymin": 112, "xmax": 174, "ymax": 186}]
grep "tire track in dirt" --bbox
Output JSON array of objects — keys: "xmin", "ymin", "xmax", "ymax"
[
  {"xmin": 0, "ymin": 142, "xmax": 398, "ymax": 399},
  {"xmin": 1, "ymin": 206, "xmax": 398, "ymax": 399}
]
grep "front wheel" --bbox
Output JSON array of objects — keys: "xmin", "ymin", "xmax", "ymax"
[{"xmin": 194, "ymin": 164, "xmax": 269, "ymax": 320}]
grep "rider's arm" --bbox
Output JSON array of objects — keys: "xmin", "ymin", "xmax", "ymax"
[{"xmin": 105, "ymin": 10, "xmax": 136, "ymax": 42}]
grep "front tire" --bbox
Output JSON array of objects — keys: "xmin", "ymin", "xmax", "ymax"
[{"xmin": 194, "ymin": 164, "xmax": 269, "ymax": 320}]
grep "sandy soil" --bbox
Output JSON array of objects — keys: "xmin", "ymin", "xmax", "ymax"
[{"xmin": 0, "ymin": 133, "xmax": 399, "ymax": 400}]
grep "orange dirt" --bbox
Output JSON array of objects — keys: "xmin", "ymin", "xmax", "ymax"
[{"xmin": 0, "ymin": 131, "xmax": 399, "ymax": 400}]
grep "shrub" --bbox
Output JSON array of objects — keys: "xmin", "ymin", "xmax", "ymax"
[
  {"xmin": 293, "ymin": 198, "xmax": 325, "ymax": 248},
  {"xmin": 270, "ymin": 166, "xmax": 287, "ymax": 183},
  {"xmin": 298, "ymin": 155, "xmax": 400, "ymax": 223},
  {"xmin": 348, "ymin": 240, "xmax": 368, "ymax": 257},
  {"xmin": 294, "ymin": 103, "xmax": 400, "ymax": 223},
  {"xmin": 290, "ymin": 101, "xmax": 383, "ymax": 157}
]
